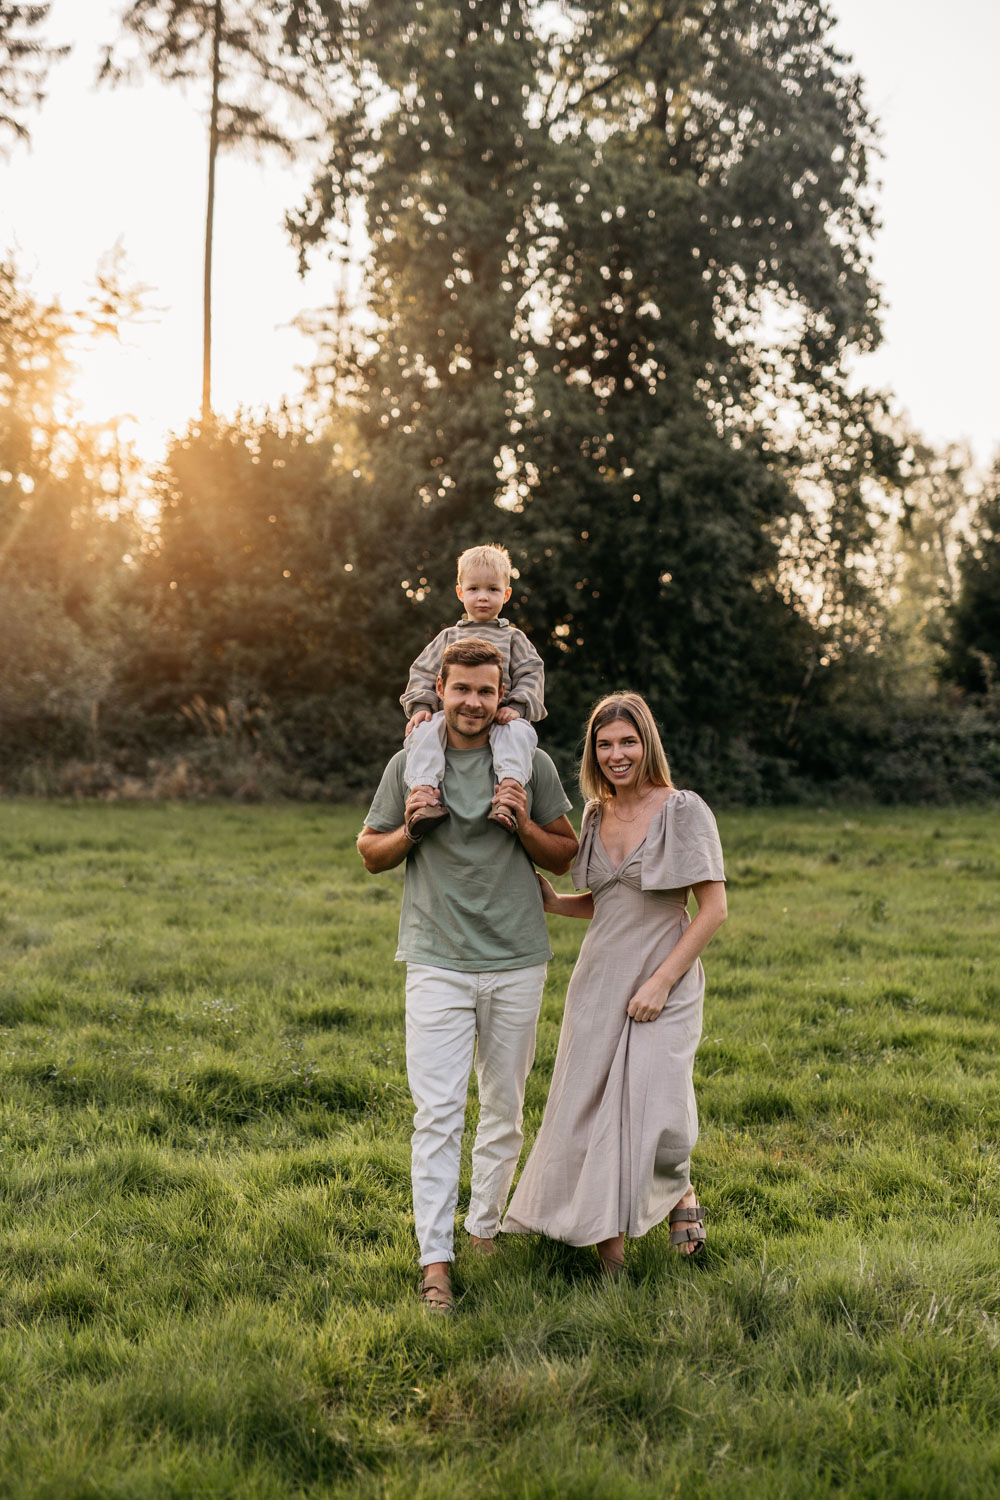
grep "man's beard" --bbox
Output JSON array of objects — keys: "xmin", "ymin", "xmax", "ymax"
[{"xmin": 444, "ymin": 705, "xmax": 494, "ymax": 741}]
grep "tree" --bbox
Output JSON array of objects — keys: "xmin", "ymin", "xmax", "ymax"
[
  {"xmin": 101, "ymin": 1, "xmax": 320, "ymax": 424},
  {"xmin": 77, "ymin": 242, "xmax": 162, "ymax": 508},
  {"xmin": 118, "ymin": 412, "xmax": 399, "ymax": 783},
  {"xmin": 887, "ymin": 436, "xmax": 970, "ymax": 685},
  {"xmin": 0, "ymin": 260, "xmax": 138, "ymax": 767},
  {"xmin": 946, "ymin": 458, "xmax": 1000, "ymax": 694},
  {"xmin": 285, "ymin": 0, "xmax": 885, "ymax": 783},
  {"xmin": 0, "ymin": 2, "xmax": 66, "ymax": 152}
]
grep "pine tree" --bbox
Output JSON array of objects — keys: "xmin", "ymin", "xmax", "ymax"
[{"xmin": 101, "ymin": 1, "xmax": 320, "ymax": 424}]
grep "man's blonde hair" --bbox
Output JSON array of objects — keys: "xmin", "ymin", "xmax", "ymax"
[{"xmin": 456, "ymin": 543, "xmax": 512, "ymax": 587}]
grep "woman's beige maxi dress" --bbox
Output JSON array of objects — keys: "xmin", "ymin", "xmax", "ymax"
[{"xmin": 502, "ymin": 790, "xmax": 725, "ymax": 1246}]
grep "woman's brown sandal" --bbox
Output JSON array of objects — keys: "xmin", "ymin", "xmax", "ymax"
[
  {"xmin": 419, "ymin": 1271, "xmax": 454, "ymax": 1314},
  {"xmin": 668, "ymin": 1201, "xmax": 707, "ymax": 1255}
]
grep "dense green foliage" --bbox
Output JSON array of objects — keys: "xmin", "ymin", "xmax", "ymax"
[
  {"xmin": 1, "ymin": 246, "xmax": 998, "ymax": 798},
  {"xmin": 948, "ymin": 461, "xmax": 1000, "ymax": 694},
  {"xmin": 1, "ymin": 4, "xmax": 999, "ymax": 800},
  {"xmin": 285, "ymin": 0, "xmax": 889, "ymax": 761},
  {"xmin": 2, "ymin": 801, "xmax": 1000, "ymax": 1496},
  {"xmin": 0, "ymin": 259, "xmax": 139, "ymax": 767}
]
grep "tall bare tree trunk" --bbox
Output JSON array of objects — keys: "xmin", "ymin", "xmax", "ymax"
[{"xmin": 201, "ymin": 0, "xmax": 222, "ymax": 427}]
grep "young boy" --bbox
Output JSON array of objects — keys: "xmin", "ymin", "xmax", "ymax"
[{"xmin": 401, "ymin": 544, "xmax": 546, "ymax": 839}]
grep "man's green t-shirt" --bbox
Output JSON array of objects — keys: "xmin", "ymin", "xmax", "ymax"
[{"xmin": 364, "ymin": 744, "xmax": 572, "ymax": 972}]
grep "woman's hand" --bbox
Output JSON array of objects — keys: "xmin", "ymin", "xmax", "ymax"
[
  {"xmin": 627, "ymin": 975, "xmax": 671, "ymax": 1023},
  {"xmin": 536, "ymin": 873, "xmax": 562, "ymax": 913}
]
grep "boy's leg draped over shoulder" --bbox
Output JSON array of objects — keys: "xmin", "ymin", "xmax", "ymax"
[
  {"xmin": 488, "ymin": 717, "xmax": 538, "ymax": 785},
  {"xmin": 404, "ymin": 710, "xmax": 449, "ymax": 789},
  {"xmin": 403, "ymin": 712, "xmax": 450, "ymax": 837}
]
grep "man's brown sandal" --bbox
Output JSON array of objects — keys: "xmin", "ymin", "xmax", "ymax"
[
  {"xmin": 468, "ymin": 1234, "xmax": 496, "ymax": 1256},
  {"xmin": 668, "ymin": 1201, "xmax": 707, "ymax": 1255},
  {"xmin": 419, "ymin": 1271, "xmax": 454, "ymax": 1314}
]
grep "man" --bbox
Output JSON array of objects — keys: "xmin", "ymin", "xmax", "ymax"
[{"xmin": 357, "ymin": 638, "xmax": 578, "ymax": 1313}]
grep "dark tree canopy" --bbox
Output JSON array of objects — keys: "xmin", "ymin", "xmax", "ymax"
[
  {"xmin": 282, "ymin": 0, "xmax": 884, "ymax": 767},
  {"xmin": 947, "ymin": 460, "xmax": 1000, "ymax": 694}
]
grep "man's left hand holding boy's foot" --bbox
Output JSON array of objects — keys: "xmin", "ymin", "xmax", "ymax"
[
  {"xmin": 405, "ymin": 784, "xmax": 449, "ymax": 841},
  {"xmin": 489, "ymin": 777, "xmax": 524, "ymax": 833}
]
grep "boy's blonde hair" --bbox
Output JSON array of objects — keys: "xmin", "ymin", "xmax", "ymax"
[
  {"xmin": 456, "ymin": 543, "xmax": 512, "ymax": 587},
  {"xmin": 579, "ymin": 693, "xmax": 675, "ymax": 803}
]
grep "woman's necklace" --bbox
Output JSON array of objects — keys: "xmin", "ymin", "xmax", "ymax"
[{"xmin": 610, "ymin": 787, "xmax": 655, "ymax": 824}]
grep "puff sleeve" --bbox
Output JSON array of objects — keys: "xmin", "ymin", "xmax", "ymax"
[
  {"xmin": 570, "ymin": 801, "xmax": 601, "ymax": 890},
  {"xmin": 639, "ymin": 790, "xmax": 725, "ymax": 891}
]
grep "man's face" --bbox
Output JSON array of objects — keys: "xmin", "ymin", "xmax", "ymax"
[{"xmin": 436, "ymin": 663, "xmax": 503, "ymax": 743}]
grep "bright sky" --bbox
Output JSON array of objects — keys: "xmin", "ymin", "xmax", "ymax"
[{"xmin": 1, "ymin": 0, "xmax": 997, "ymax": 468}]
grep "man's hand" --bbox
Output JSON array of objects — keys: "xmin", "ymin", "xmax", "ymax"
[
  {"xmin": 494, "ymin": 705, "xmax": 522, "ymax": 725},
  {"xmin": 492, "ymin": 779, "xmax": 527, "ymax": 830},
  {"xmin": 405, "ymin": 783, "xmax": 443, "ymax": 836},
  {"xmin": 404, "ymin": 709, "xmax": 434, "ymax": 739}
]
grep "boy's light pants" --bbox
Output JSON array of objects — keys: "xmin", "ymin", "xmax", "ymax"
[
  {"xmin": 405, "ymin": 710, "xmax": 537, "ymax": 788},
  {"xmin": 404, "ymin": 960, "xmax": 548, "ymax": 1266}
]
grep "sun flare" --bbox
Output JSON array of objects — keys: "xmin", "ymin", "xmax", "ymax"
[{"xmin": 69, "ymin": 322, "xmax": 198, "ymax": 463}]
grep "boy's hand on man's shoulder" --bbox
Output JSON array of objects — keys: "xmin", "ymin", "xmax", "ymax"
[
  {"xmin": 494, "ymin": 705, "xmax": 521, "ymax": 725},
  {"xmin": 405, "ymin": 709, "xmax": 434, "ymax": 738}
]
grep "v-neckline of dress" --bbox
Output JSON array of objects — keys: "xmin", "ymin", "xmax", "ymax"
[{"xmin": 596, "ymin": 797, "xmax": 670, "ymax": 873}]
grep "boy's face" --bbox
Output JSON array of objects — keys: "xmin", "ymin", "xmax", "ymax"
[{"xmin": 456, "ymin": 570, "xmax": 512, "ymax": 622}]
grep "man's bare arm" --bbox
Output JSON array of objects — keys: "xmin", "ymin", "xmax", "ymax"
[
  {"xmin": 492, "ymin": 782, "xmax": 577, "ymax": 874},
  {"xmin": 357, "ymin": 824, "xmax": 412, "ymax": 873},
  {"xmin": 357, "ymin": 786, "xmax": 444, "ymax": 872},
  {"xmin": 519, "ymin": 812, "xmax": 577, "ymax": 875}
]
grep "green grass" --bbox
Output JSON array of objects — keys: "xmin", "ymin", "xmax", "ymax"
[{"xmin": 1, "ymin": 799, "xmax": 999, "ymax": 1498}]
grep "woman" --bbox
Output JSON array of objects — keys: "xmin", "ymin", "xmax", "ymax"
[{"xmin": 502, "ymin": 693, "xmax": 727, "ymax": 1274}]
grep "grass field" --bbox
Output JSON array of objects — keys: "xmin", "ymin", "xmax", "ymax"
[{"xmin": 1, "ymin": 799, "xmax": 999, "ymax": 1498}]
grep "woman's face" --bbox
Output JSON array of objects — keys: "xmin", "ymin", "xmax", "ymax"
[{"xmin": 594, "ymin": 718, "xmax": 645, "ymax": 791}]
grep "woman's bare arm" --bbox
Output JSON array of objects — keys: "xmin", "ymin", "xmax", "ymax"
[{"xmin": 627, "ymin": 879, "xmax": 727, "ymax": 1022}]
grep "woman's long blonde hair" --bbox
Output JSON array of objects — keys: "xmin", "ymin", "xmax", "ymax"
[{"xmin": 579, "ymin": 693, "xmax": 674, "ymax": 803}]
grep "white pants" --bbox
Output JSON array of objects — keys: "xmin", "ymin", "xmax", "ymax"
[
  {"xmin": 405, "ymin": 711, "xmax": 537, "ymax": 789},
  {"xmin": 405, "ymin": 960, "xmax": 548, "ymax": 1266}
]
